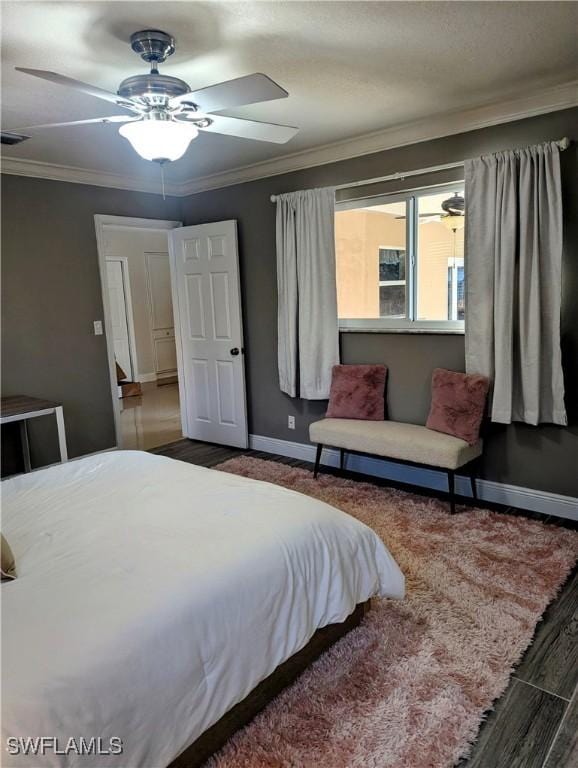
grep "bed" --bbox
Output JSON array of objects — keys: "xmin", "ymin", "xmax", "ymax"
[{"xmin": 2, "ymin": 450, "xmax": 404, "ymax": 767}]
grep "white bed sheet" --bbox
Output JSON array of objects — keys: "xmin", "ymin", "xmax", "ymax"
[{"xmin": 1, "ymin": 451, "xmax": 404, "ymax": 767}]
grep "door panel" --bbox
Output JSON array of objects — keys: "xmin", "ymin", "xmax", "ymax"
[
  {"xmin": 186, "ymin": 275, "xmax": 206, "ymax": 339},
  {"xmin": 191, "ymin": 359, "xmax": 211, "ymax": 422},
  {"xmin": 146, "ymin": 252, "xmax": 177, "ymax": 377},
  {"xmin": 183, "ymin": 237, "xmax": 201, "ymax": 262},
  {"xmin": 146, "ymin": 253, "xmax": 174, "ymax": 330},
  {"xmin": 210, "ymin": 273, "xmax": 232, "ymax": 339},
  {"xmin": 106, "ymin": 259, "xmax": 133, "ymax": 380},
  {"xmin": 170, "ymin": 221, "xmax": 248, "ymax": 448},
  {"xmin": 216, "ymin": 360, "xmax": 236, "ymax": 425},
  {"xmin": 208, "ymin": 235, "xmax": 226, "ymax": 259},
  {"xmin": 154, "ymin": 336, "xmax": 178, "ymax": 373}
]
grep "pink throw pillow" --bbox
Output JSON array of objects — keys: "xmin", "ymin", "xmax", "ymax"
[
  {"xmin": 426, "ymin": 368, "xmax": 489, "ymax": 445},
  {"xmin": 326, "ymin": 365, "xmax": 387, "ymax": 420}
]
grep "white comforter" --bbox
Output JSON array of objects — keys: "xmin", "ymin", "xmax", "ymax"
[{"xmin": 2, "ymin": 451, "xmax": 404, "ymax": 768}]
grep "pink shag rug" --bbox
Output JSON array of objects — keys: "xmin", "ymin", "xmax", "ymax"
[{"xmin": 206, "ymin": 457, "xmax": 578, "ymax": 768}]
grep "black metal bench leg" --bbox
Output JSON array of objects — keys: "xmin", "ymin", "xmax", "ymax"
[
  {"xmin": 448, "ymin": 470, "xmax": 456, "ymax": 514},
  {"xmin": 340, "ymin": 449, "xmax": 346, "ymax": 473},
  {"xmin": 313, "ymin": 444, "xmax": 323, "ymax": 479},
  {"xmin": 469, "ymin": 464, "xmax": 478, "ymax": 501}
]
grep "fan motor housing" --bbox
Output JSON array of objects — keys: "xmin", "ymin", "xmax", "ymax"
[
  {"xmin": 118, "ymin": 74, "xmax": 191, "ymax": 106},
  {"xmin": 441, "ymin": 194, "xmax": 465, "ymax": 216}
]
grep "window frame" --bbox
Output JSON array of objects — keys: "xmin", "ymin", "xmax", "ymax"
[
  {"xmin": 447, "ymin": 257, "xmax": 465, "ymax": 322},
  {"xmin": 336, "ymin": 182, "xmax": 466, "ymax": 334}
]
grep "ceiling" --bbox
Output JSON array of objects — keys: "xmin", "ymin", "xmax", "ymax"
[{"xmin": 2, "ymin": 1, "xmax": 577, "ymax": 191}]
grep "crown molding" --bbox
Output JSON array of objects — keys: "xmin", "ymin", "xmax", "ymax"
[
  {"xmin": 2, "ymin": 80, "xmax": 576, "ymax": 198},
  {"xmin": 178, "ymin": 80, "xmax": 578, "ymax": 195},
  {"xmin": 0, "ymin": 156, "xmax": 182, "ymax": 197}
]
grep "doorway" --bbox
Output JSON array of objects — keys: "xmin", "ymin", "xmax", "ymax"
[
  {"xmin": 96, "ymin": 215, "xmax": 182, "ymax": 450},
  {"xmin": 96, "ymin": 215, "xmax": 248, "ymax": 452}
]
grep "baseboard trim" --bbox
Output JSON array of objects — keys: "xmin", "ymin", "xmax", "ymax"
[
  {"xmin": 248, "ymin": 434, "xmax": 578, "ymax": 521},
  {"xmin": 137, "ymin": 372, "xmax": 158, "ymax": 384}
]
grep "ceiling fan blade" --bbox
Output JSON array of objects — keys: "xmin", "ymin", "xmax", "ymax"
[
  {"xmin": 15, "ymin": 68, "xmax": 139, "ymax": 111},
  {"xmin": 171, "ymin": 73, "xmax": 288, "ymax": 113},
  {"xmin": 198, "ymin": 114, "xmax": 298, "ymax": 144},
  {"xmin": 11, "ymin": 115, "xmax": 138, "ymax": 131},
  {"xmin": 394, "ymin": 213, "xmax": 442, "ymax": 219}
]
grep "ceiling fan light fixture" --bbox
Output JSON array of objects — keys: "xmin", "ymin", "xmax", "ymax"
[
  {"xmin": 118, "ymin": 118, "xmax": 198, "ymax": 162},
  {"xmin": 441, "ymin": 214, "xmax": 465, "ymax": 232},
  {"xmin": 13, "ymin": 32, "xmax": 297, "ymax": 158}
]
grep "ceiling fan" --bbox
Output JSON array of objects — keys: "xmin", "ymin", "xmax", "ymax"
[
  {"xmin": 6, "ymin": 30, "xmax": 299, "ymax": 163},
  {"xmin": 395, "ymin": 193, "xmax": 465, "ymax": 227}
]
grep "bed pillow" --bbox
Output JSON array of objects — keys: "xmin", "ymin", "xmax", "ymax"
[
  {"xmin": 1, "ymin": 533, "xmax": 16, "ymax": 581},
  {"xmin": 326, "ymin": 364, "xmax": 387, "ymax": 420},
  {"xmin": 426, "ymin": 368, "xmax": 489, "ymax": 445}
]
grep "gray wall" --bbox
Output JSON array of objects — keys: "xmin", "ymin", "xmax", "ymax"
[
  {"xmin": 2, "ymin": 109, "xmax": 576, "ymax": 495},
  {"xmin": 1, "ymin": 175, "xmax": 180, "ymax": 472},
  {"xmin": 180, "ymin": 108, "xmax": 578, "ymax": 497}
]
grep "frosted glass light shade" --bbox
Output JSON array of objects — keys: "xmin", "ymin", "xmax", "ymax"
[
  {"xmin": 119, "ymin": 120, "xmax": 198, "ymax": 162},
  {"xmin": 441, "ymin": 214, "xmax": 465, "ymax": 231}
]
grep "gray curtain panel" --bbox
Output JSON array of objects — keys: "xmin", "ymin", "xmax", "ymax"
[
  {"xmin": 465, "ymin": 141, "xmax": 566, "ymax": 425},
  {"xmin": 276, "ymin": 187, "xmax": 339, "ymax": 399}
]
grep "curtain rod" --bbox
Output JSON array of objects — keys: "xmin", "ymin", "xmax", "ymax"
[{"xmin": 269, "ymin": 137, "xmax": 570, "ymax": 202}]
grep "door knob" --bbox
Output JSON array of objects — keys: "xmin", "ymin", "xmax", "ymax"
[{"xmin": 230, "ymin": 347, "xmax": 240, "ymax": 356}]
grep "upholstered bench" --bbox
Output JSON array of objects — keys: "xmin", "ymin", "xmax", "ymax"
[{"xmin": 309, "ymin": 418, "xmax": 483, "ymax": 513}]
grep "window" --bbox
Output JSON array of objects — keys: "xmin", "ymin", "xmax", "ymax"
[
  {"xmin": 378, "ymin": 248, "xmax": 406, "ymax": 318},
  {"xmin": 447, "ymin": 262, "xmax": 465, "ymax": 321},
  {"xmin": 335, "ymin": 183, "xmax": 465, "ymax": 331}
]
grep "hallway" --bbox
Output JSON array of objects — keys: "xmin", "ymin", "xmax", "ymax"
[{"xmin": 120, "ymin": 381, "xmax": 182, "ymax": 450}]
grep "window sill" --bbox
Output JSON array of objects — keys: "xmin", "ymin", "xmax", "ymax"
[{"xmin": 339, "ymin": 326, "xmax": 465, "ymax": 335}]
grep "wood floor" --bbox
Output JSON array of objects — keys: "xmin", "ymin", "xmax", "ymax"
[
  {"xmin": 152, "ymin": 438, "xmax": 578, "ymax": 768},
  {"xmin": 120, "ymin": 382, "xmax": 182, "ymax": 451}
]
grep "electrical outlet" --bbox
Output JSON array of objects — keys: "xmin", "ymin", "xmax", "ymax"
[
  {"xmin": 93, "ymin": 320, "xmax": 103, "ymax": 336},
  {"xmin": 288, "ymin": 415, "xmax": 296, "ymax": 430}
]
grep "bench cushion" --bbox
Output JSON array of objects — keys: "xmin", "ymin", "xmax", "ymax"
[{"xmin": 310, "ymin": 418, "xmax": 482, "ymax": 470}]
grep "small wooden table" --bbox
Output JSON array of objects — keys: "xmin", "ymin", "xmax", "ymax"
[{"xmin": 1, "ymin": 396, "xmax": 68, "ymax": 472}]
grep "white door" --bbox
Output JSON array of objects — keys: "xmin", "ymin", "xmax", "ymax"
[
  {"xmin": 106, "ymin": 259, "xmax": 133, "ymax": 380},
  {"xmin": 146, "ymin": 253, "xmax": 178, "ymax": 378},
  {"xmin": 169, "ymin": 221, "xmax": 248, "ymax": 448}
]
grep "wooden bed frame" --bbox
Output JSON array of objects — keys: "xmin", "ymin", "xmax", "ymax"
[{"xmin": 168, "ymin": 600, "xmax": 371, "ymax": 768}]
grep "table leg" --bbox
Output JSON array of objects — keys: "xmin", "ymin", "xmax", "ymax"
[
  {"xmin": 55, "ymin": 406, "xmax": 68, "ymax": 462},
  {"xmin": 19, "ymin": 420, "xmax": 32, "ymax": 472}
]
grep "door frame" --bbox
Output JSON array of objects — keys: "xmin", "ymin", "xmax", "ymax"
[
  {"xmin": 94, "ymin": 215, "xmax": 182, "ymax": 448},
  {"xmin": 168, "ymin": 231, "xmax": 189, "ymax": 440},
  {"xmin": 105, "ymin": 256, "xmax": 139, "ymax": 383}
]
